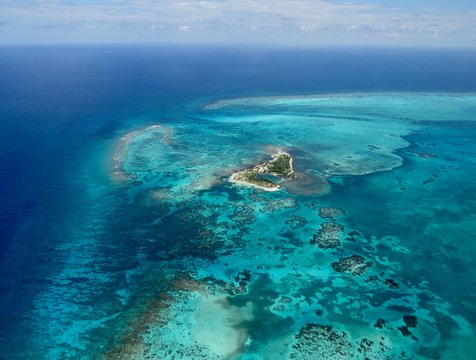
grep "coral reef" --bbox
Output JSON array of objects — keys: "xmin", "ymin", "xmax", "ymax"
[
  {"xmin": 290, "ymin": 323, "xmax": 412, "ymax": 360},
  {"xmin": 331, "ymin": 255, "xmax": 373, "ymax": 276},
  {"xmin": 285, "ymin": 215, "xmax": 308, "ymax": 229},
  {"xmin": 318, "ymin": 207, "xmax": 346, "ymax": 219},
  {"xmin": 291, "ymin": 324, "xmax": 352, "ymax": 359},
  {"xmin": 311, "ymin": 222, "xmax": 344, "ymax": 249}
]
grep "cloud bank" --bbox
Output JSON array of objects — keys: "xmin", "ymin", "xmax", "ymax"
[{"xmin": 0, "ymin": 0, "xmax": 475, "ymax": 46}]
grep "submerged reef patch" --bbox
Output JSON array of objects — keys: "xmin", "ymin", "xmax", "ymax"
[
  {"xmin": 290, "ymin": 323, "xmax": 412, "ymax": 360},
  {"xmin": 310, "ymin": 222, "xmax": 344, "ymax": 249},
  {"xmin": 384, "ymin": 278, "xmax": 400, "ymax": 289},
  {"xmin": 285, "ymin": 215, "xmax": 308, "ymax": 229},
  {"xmin": 112, "ymin": 124, "xmax": 173, "ymax": 182},
  {"xmin": 331, "ymin": 255, "xmax": 373, "ymax": 276},
  {"xmin": 291, "ymin": 324, "xmax": 352, "ymax": 359},
  {"xmin": 105, "ymin": 274, "xmax": 253, "ymax": 360},
  {"xmin": 318, "ymin": 207, "xmax": 346, "ymax": 219}
]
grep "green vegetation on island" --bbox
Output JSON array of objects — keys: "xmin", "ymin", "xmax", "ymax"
[{"xmin": 229, "ymin": 151, "xmax": 294, "ymax": 191}]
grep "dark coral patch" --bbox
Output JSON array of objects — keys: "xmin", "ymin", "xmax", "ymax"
[
  {"xmin": 291, "ymin": 324, "xmax": 352, "ymax": 358},
  {"xmin": 403, "ymin": 315, "xmax": 418, "ymax": 328},
  {"xmin": 318, "ymin": 207, "xmax": 346, "ymax": 219},
  {"xmin": 374, "ymin": 318, "xmax": 386, "ymax": 329},
  {"xmin": 384, "ymin": 278, "xmax": 400, "ymax": 289},
  {"xmin": 310, "ymin": 222, "xmax": 344, "ymax": 249},
  {"xmin": 331, "ymin": 255, "xmax": 373, "ymax": 276},
  {"xmin": 398, "ymin": 326, "xmax": 412, "ymax": 337}
]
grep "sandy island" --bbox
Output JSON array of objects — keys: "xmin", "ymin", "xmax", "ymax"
[{"xmin": 229, "ymin": 151, "xmax": 295, "ymax": 191}]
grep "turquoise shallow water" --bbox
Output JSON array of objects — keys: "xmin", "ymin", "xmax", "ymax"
[{"xmin": 3, "ymin": 92, "xmax": 476, "ymax": 359}]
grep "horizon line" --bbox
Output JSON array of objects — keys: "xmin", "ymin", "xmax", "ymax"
[{"xmin": 1, "ymin": 42, "xmax": 476, "ymax": 51}]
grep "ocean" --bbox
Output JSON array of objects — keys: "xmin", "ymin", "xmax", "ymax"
[{"xmin": 0, "ymin": 45, "xmax": 476, "ymax": 359}]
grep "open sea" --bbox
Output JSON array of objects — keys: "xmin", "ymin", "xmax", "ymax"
[{"xmin": 1, "ymin": 46, "xmax": 476, "ymax": 359}]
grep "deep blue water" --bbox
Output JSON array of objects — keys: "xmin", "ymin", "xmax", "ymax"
[
  {"xmin": 2, "ymin": 46, "xmax": 476, "ymax": 248},
  {"xmin": 1, "ymin": 46, "xmax": 476, "ymax": 359}
]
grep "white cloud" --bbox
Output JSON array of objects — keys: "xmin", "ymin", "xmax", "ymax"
[
  {"xmin": 178, "ymin": 25, "xmax": 191, "ymax": 32},
  {"xmin": 0, "ymin": 0, "xmax": 475, "ymax": 46}
]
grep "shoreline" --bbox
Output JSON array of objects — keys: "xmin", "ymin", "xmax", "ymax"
[
  {"xmin": 228, "ymin": 151, "xmax": 294, "ymax": 191},
  {"xmin": 228, "ymin": 173, "xmax": 282, "ymax": 192}
]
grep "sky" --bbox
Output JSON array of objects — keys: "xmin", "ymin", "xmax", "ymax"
[{"xmin": 0, "ymin": 0, "xmax": 475, "ymax": 47}]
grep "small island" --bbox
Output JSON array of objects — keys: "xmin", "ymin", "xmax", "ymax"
[{"xmin": 229, "ymin": 151, "xmax": 295, "ymax": 191}]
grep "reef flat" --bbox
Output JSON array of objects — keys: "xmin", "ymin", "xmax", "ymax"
[{"xmin": 229, "ymin": 151, "xmax": 294, "ymax": 191}]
